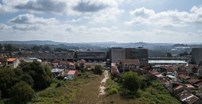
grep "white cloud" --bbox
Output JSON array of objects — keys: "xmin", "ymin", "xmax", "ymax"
[
  {"xmin": 0, "ymin": 0, "xmax": 125, "ymax": 17},
  {"xmin": 129, "ymin": 7, "xmax": 155, "ymax": 18},
  {"xmin": 10, "ymin": 14, "xmax": 58, "ymax": 25},
  {"xmin": 126, "ymin": 6, "xmax": 202, "ymax": 27},
  {"xmin": 15, "ymin": 0, "xmax": 67, "ymax": 13},
  {"xmin": 91, "ymin": 7, "xmax": 124, "ymax": 24},
  {"xmin": 0, "ymin": 24, "xmax": 10, "ymax": 30},
  {"xmin": 12, "ymin": 24, "xmax": 40, "ymax": 31},
  {"xmin": 0, "ymin": 0, "xmax": 28, "ymax": 12}
]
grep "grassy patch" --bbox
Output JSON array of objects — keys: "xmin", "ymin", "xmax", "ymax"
[
  {"xmin": 104, "ymin": 76, "xmax": 180, "ymax": 104},
  {"xmin": 30, "ymin": 71, "xmax": 101, "ymax": 104},
  {"xmin": 106, "ymin": 77, "xmax": 120, "ymax": 95}
]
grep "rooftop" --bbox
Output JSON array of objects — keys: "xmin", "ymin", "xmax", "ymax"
[
  {"xmin": 149, "ymin": 60, "xmax": 187, "ymax": 64},
  {"xmin": 7, "ymin": 58, "xmax": 17, "ymax": 62},
  {"xmin": 68, "ymin": 70, "xmax": 77, "ymax": 75}
]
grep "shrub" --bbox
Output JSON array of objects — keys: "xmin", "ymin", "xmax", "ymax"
[
  {"xmin": 120, "ymin": 71, "xmax": 141, "ymax": 96},
  {"xmin": 17, "ymin": 61, "xmax": 52, "ymax": 90},
  {"xmin": 107, "ymin": 85, "xmax": 119, "ymax": 95},
  {"xmin": 93, "ymin": 65, "xmax": 103, "ymax": 75},
  {"xmin": 0, "ymin": 68, "xmax": 23, "ymax": 98},
  {"xmin": 10, "ymin": 81, "xmax": 35, "ymax": 103}
]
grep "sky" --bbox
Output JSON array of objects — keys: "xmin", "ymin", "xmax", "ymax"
[{"xmin": 0, "ymin": 0, "xmax": 202, "ymax": 43}]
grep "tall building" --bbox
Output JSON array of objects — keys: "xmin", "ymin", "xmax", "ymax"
[
  {"xmin": 192, "ymin": 48, "xmax": 202, "ymax": 65},
  {"xmin": 110, "ymin": 48, "xmax": 148, "ymax": 66},
  {"xmin": 125, "ymin": 48, "xmax": 148, "ymax": 66},
  {"xmin": 110, "ymin": 48, "xmax": 125, "ymax": 63}
]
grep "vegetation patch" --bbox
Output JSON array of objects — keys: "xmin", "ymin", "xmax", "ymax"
[{"xmin": 104, "ymin": 71, "xmax": 180, "ymax": 104}]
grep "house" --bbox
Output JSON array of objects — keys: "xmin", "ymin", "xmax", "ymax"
[
  {"xmin": 117, "ymin": 59, "xmax": 140, "ymax": 72},
  {"xmin": 172, "ymin": 84, "xmax": 184, "ymax": 94},
  {"xmin": 77, "ymin": 59, "xmax": 86, "ymax": 69},
  {"xmin": 187, "ymin": 78, "xmax": 201, "ymax": 85},
  {"xmin": 68, "ymin": 62, "xmax": 75, "ymax": 69},
  {"xmin": 65, "ymin": 70, "xmax": 78, "ymax": 80},
  {"xmin": 51, "ymin": 61, "xmax": 76, "ymax": 69},
  {"xmin": 197, "ymin": 66, "xmax": 202, "ymax": 77},
  {"xmin": 149, "ymin": 70, "xmax": 163, "ymax": 79},
  {"xmin": 186, "ymin": 64, "xmax": 198, "ymax": 75},
  {"xmin": 185, "ymin": 84, "xmax": 195, "ymax": 90},
  {"xmin": 7, "ymin": 58, "xmax": 20, "ymax": 68},
  {"xmin": 176, "ymin": 90, "xmax": 200, "ymax": 104},
  {"xmin": 24, "ymin": 57, "xmax": 42, "ymax": 62},
  {"xmin": 51, "ymin": 68, "xmax": 64, "ymax": 77},
  {"xmin": 178, "ymin": 74, "xmax": 190, "ymax": 82}
]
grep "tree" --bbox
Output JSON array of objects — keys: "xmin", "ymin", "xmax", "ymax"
[
  {"xmin": 54, "ymin": 48, "xmax": 68, "ymax": 52},
  {"xmin": 21, "ymin": 74, "xmax": 34, "ymax": 87},
  {"xmin": 0, "ymin": 68, "xmax": 23, "ymax": 98},
  {"xmin": 0, "ymin": 44, "xmax": 2, "ymax": 51},
  {"xmin": 10, "ymin": 81, "xmax": 35, "ymax": 103},
  {"xmin": 31, "ymin": 45, "xmax": 42, "ymax": 52},
  {"xmin": 166, "ymin": 52, "xmax": 172, "ymax": 57},
  {"xmin": 18, "ymin": 61, "xmax": 52, "ymax": 90},
  {"xmin": 42, "ymin": 46, "xmax": 52, "ymax": 52},
  {"xmin": 93, "ymin": 65, "xmax": 103, "ymax": 75},
  {"xmin": 4, "ymin": 44, "xmax": 13, "ymax": 52},
  {"xmin": 121, "ymin": 71, "xmax": 141, "ymax": 95},
  {"xmin": 179, "ymin": 51, "xmax": 188, "ymax": 56}
]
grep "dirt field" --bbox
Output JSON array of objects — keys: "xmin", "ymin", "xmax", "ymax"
[{"xmin": 71, "ymin": 72, "xmax": 104, "ymax": 104}]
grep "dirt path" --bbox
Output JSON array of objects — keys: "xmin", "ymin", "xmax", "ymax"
[
  {"xmin": 98, "ymin": 70, "xmax": 109, "ymax": 104},
  {"xmin": 71, "ymin": 71, "xmax": 109, "ymax": 104},
  {"xmin": 98, "ymin": 70, "xmax": 109, "ymax": 96},
  {"xmin": 71, "ymin": 73, "xmax": 104, "ymax": 104}
]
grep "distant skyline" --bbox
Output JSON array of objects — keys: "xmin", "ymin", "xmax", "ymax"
[{"xmin": 0, "ymin": 0, "xmax": 202, "ymax": 43}]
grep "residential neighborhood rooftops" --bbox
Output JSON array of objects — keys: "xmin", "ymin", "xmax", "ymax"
[
  {"xmin": 187, "ymin": 78, "xmax": 201, "ymax": 84},
  {"xmin": 51, "ymin": 68, "xmax": 64, "ymax": 73},
  {"xmin": 7, "ymin": 58, "xmax": 17, "ymax": 62},
  {"xmin": 149, "ymin": 60, "xmax": 187, "ymax": 64},
  {"xmin": 177, "ymin": 90, "xmax": 199, "ymax": 104},
  {"xmin": 68, "ymin": 70, "xmax": 77, "ymax": 75},
  {"xmin": 174, "ymin": 85, "xmax": 184, "ymax": 91}
]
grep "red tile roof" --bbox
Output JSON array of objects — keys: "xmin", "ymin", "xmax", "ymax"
[
  {"xmin": 68, "ymin": 70, "xmax": 77, "ymax": 75},
  {"xmin": 7, "ymin": 58, "xmax": 17, "ymax": 62},
  {"xmin": 187, "ymin": 78, "xmax": 200, "ymax": 84}
]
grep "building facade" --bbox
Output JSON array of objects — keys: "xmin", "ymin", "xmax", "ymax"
[
  {"xmin": 110, "ymin": 48, "xmax": 125, "ymax": 63},
  {"xmin": 16, "ymin": 51, "xmax": 75, "ymax": 61},
  {"xmin": 76, "ymin": 51, "xmax": 107, "ymax": 62},
  {"xmin": 192, "ymin": 48, "xmax": 202, "ymax": 65},
  {"xmin": 110, "ymin": 48, "xmax": 148, "ymax": 66},
  {"xmin": 125, "ymin": 48, "xmax": 148, "ymax": 66}
]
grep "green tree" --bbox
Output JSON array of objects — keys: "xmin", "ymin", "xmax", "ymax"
[
  {"xmin": 166, "ymin": 52, "xmax": 172, "ymax": 57},
  {"xmin": 0, "ymin": 44, "xmax": 2, "ymax": 51},
  {"xmin": 4, "ymin": 44, "xmax": 13, "ymax": 52},
  {"xmin": 54, "ymin": 48, "xmax": 68, "ymax": 52},
  {"xmin": 42, "ymin": 46, "xmax": 52, "ymax": 52},
  {"xmin": 121, "ymin": 71, "xmax": 141, "ymax": 95},
  {"xmin": 31, "ymin": 45, "xmax": 42, "ymax": 52},
  {"xmin": 18, "ymin": 61, "xmax": 52, "ymax": 90},
  {"xmin": 10, "ymin": 81, "xmax": 35, "ymax": 103},
  {"xmin": 0, "ymin": 68, "xmax": 23, "ymax": 98},
  {"xmin": 179, "ymin": 51, "xmax": 188, "ymax": 56},
  {"xmin": 93, "ymin": 65, "xmax": 103, "ymax": 75},
  {"xmin": 21, "ymin": 74, "xmax": 34, "ymax": 87}
]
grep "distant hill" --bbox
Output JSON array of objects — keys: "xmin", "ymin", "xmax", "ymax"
[
  {"xmin": 1, "ymin": 40, "xmax": 201, "ymax": 50},
  {"xmin": 0, "ymin": 40, "xmax": 176, "ymax": 49},
  {"xmin": 0, "ymin": 40, "xmax": 61, "ymax": 45}
]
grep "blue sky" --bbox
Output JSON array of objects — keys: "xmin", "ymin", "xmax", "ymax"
[{"xmin": 0, "ymin": 0, "xmax": 202, "ymax": 43}]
